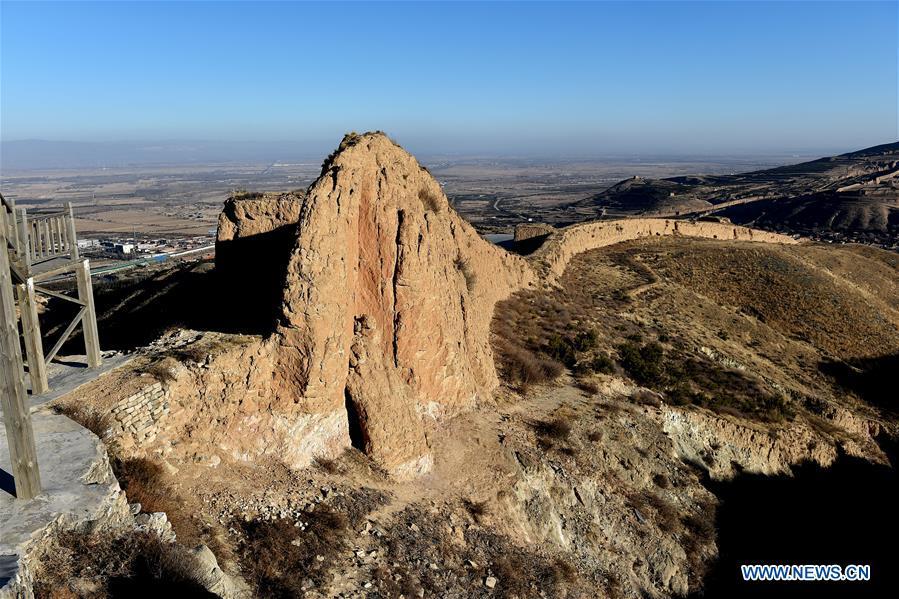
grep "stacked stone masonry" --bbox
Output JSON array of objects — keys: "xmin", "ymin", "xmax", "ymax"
[{"xmin": 108, "ymin": 382, "xmax": 169, "ymax": 450}]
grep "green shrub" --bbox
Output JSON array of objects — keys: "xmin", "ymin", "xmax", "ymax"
[
  {"xmin": 572, "ymin": 329, "xmax": 598, "ymax": 352},
  {"xmin": 588, "ymin": 353, "xmax": 615, "ymax": 374},
  {"xmin": 617, "ymin": 341, "xmax": 665, "ymax": 385}
]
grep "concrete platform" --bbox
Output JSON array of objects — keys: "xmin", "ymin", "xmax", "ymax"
[
  {"xmin": 0, "ymin": 410, "xmax": 129, "ymax": 595},
  {"xmin": 1, "ymin": 352, "xmax": 134, "ymax": 595},
  {"xmin": 26, "ymin": 352, "xmax": 133, "ymax": 411}
]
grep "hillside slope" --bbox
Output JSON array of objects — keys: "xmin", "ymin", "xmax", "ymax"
[{"xmin": 570, "ymin": 142, "xmax": 899, "ymax": 245}]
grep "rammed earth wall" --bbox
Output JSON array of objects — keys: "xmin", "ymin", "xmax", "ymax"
[{"xmin": 529, "ymin": 218, "xmax": 799, "ymax": 280}]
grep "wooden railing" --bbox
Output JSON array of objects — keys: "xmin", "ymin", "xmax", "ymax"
[
  {"xmin": 2, "ymin": 195, "xmax": 80, "ymax": 275},
  {"xmin": 22, "ymin": 209, "xmax": 78, "ymax": 264}
]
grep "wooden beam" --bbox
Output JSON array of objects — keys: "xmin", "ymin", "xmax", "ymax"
[
  {"xmin": 0, "ymin": 209, "xmax": 41, "ymax": 499},
  {"xmin": 15, "ymin": 208, "xmax": 31, "ymax": 275},
  {"xmin": 75, "ymin": 259, "xmax": 101, "ymax": 368},
  {"xmin": 44, "ymin": 306, "xmax": 86, "ymax": 365},
  {"xmin": 42, "ymin": 220, "xmax": 50, "ymax": 259},
  {"xmin": 17, "ymin": 278, "xmax": 49, "ymax": 395},
  {"xmin": 33, "ymin": 285, "xmax": 86, "ymax": 306},
  {"xmin": 32, "ymin": 262, "xmax": 78, "ymax": 283},
  {"xmin": 8, "ymin": 261, "xmax": 27, "ymax": 285}
]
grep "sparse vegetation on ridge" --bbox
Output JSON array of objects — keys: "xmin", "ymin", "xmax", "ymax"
[{"xmin": 492, "ymin": 236, "xmax": 897, "ymax": 424}]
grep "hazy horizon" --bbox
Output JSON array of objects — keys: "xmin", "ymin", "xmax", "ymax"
[
  {"xmin": 2, "ymin": 1, "xmax": 897, "ymax": 168},
  {"xmin": 2, "ymin": 137, "xmax": 882, "ymax": 171}
]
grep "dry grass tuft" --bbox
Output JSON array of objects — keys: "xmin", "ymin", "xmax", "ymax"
[
  {"xmin": 112, "ymin": 458, "xmax": 214, "ymax": 552},
  {"xmin": 652, "ymin": 473, "xmax": 671, "ymax": 488},
  {"xmin": 576, "ymin": 379, "xmax": 600, "ymax": 395},
  {"xmin": 419, "ymin": 187, "xmax": 443, "ymax": 212},
  {"xmin": 31, "ymin": 528, "xmax": 213, "ymax": 598},
  {"xmin": 141, "ymin": 357, "xmax": 178, "ymax": 383},
  {"xmin": 235, "ymin": 487, "xmax": 388, "ymax": 596},
  {"xmin": 237, "ymin": 509, "xmax": 348, "ymax": 597},
  {"xmin": 490, "ymin": 552, "xmax": 577, "ymax": 596},
  {"xmin": 454, "ymin": 256, "xmax": 477, "ymax": 291},
  {"xmin": 531, "ymin": 417, "xmax": 572, "ymax": 440},
  {"xmin": 492, "ymin": 337, "xmax": 564, "ymax": 391},
  {"xmin": 628, "ymin": 491, "xmax": 682, "ymax": 534},
  {"xmin": 379, "ymin": 504, "xmax": 583, "ymax": 597},
  {"xmin": 53, "ymin": 405, "xmax": 111, "ymax": 439},
  {"xmin": 462, "ymin": 498, "xmax": 489, "ymax": 523},
  {"xmin": 312, "ymin": 455, "xmax": 340, "ymax": 475}
]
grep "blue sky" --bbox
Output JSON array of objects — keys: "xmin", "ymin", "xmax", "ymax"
[{"xmin": 1, "ymin": 1, "xmax": 896, "ymax": 155}]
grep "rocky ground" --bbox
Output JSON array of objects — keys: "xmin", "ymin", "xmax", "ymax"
[
  {"xmin": 25, "ymin": 134, "xmax": 899, "ymax": 598},
  {"xmin": 43, "ymin": 235, "xmax": 898, "ymax": 598}
]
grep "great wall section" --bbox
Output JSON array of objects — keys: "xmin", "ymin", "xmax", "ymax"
[
  {"xmin": 521, "ymin": 217, "xmax": 796, "ymax": 279},
  {"xmin": 2, "ymin": 132, "xmax": 806, "ymax": 597}
]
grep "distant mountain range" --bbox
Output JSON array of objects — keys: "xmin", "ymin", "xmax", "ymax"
[
  {"xmin": 566, "ymin": 141, "xmax": 899, "ymax": 246},
  {"xmin": 0, "ymin": 140, "xmax": 330, "ymax": 170}
]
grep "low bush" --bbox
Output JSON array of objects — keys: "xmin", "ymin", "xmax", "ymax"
[
  {"xmin": 576, "ymin": 379, "xmax": 600, "ymax": 395},
  {"xmin": 493, "ymin": 339, "xmax": 564, "ymax": 390},
  {"xmin": 588, "ymin": 353, "xmax": 615, "ymax": 374},
  {"xmin": 632, "ymin": 388, "xmax": 662, "ymax": 407},
  {"xmin": 617, "ymin": 341, "xmax": 665, "ymax": 385},
  {"xmin": 231, "ymin": 189, "xmax": 265, "ymax": 200}
]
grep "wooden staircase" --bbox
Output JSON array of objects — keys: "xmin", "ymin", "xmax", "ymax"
[
  {"xmin": 1, "ymin": 192, "xmax": 103, "ymax": 499},
  {"xmin": 1, "ymin": 192, "xmax": 102, "ymax": 393}
]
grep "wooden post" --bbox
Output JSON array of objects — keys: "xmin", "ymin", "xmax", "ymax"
[
  {"xmin": 0, "ymin": 210, "xmax": 41, "ymax": 499},
  {"xmin": 5, "ymin": 197, "xmax": 18, "ymax": 255},
  {"xmin": 75, "ymin": 259, "xmax": 101, "ymax": 368},
  {"xmin": 17, "ymin": 278, "xmax": 49, "ymax": 395},
  {"xmin": 65, "ymin": 203, "xmax": 79, "ymax": 261},
  {"xmin": 15, "ymin": 208, "xmax": 31, "ymax": 274},
  {"xmin": 42, "ymin": 220, "xmax": 50, "ymax": 257}
]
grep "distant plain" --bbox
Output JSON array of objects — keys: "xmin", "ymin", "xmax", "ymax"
[{"xmin": 0, "ymin": 154, "xmax": 813, "ymax": 237}]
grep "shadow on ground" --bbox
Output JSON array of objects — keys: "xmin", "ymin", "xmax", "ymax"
[
  {"xmin": 819, "ymin": 354, "xmax": 899, "ymax": 414},
  {"xmin": 694, "ymin": 453, "xmax": 899, "ymax": 598},
  {"xmin": 42, "ymin": 259, "xmax": 284, "ymax": 352}
]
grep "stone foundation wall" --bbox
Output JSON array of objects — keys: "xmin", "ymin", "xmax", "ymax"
[{"xmin": 108, "ymin": 383, "xmax": 169, "ymax": 450}]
